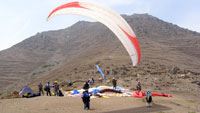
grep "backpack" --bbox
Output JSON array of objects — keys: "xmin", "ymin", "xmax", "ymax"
[
  {"xmin": 82, "ymin": 92, "xmax": 90, "ymax": 103},
  {"xmin": 58, "ymin": 90, "xmax": 64, "ymax": 96},
  {"xmin": 44, "ymin": 86, "xmax": 47, "ymax": 91}
]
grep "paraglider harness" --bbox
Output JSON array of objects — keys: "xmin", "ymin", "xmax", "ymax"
[{"xmin": 44, "ymin": 83, "xmax": 50, "ymax": 91}]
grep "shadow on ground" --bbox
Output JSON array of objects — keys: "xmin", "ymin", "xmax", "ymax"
[{"xmin": 103, "ymin": 104, "xmax": 171, "ymax": 113}]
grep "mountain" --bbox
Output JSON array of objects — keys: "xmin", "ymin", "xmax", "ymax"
[{"xmin": 0, "ymin": 14, "xmax": 200, "ymax": 94}]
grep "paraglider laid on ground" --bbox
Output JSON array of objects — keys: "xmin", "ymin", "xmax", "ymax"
[
  {"xmin": 19, "ymin": 87, "xmax": 41, "ymax": 98},
  {"xmin": 64, "ymin": 86, "xmax": 172, "ymax": 99},
  {"xmin": 47, "ymin": 1, "xmax": 141, "ymax": 66},
  {"xmin": 64, "ymin": 86, "xmax": 131, "ymax": 98},
  {"xmin": 133, "ymin": 91, "xmax": 172, "ymax": 98}
]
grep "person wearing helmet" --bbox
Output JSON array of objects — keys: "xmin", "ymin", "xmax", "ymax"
[{"xmin": 53, "ymin": 81, "xmax": 59, "ymax": 96}]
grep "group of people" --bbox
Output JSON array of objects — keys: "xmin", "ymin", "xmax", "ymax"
[
  {"xmin": 38, "ymin": 77, "xmax": 152, "ymax": 109},
  {"xmin": 38, "ymin": 81, "xmax": 63, "ymax": 96},
  {"xmin": 81, "ymin": 78, "xmax": 152, "ymax": 109}
]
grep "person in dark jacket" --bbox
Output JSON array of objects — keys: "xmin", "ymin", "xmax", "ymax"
[
  {"xmin": 68, "ymin": 79, "xmax": 72, "ymax": 86},
  {"xmin": 112, "ymin": 77, "xmax": 117, "ymax": 89},
  {"xmin": 38, "ymin": 83, "xmax": 44, "ymax": 95},
  {"xmin": 136, "ymin": 81, "xmax": 142, "ymax": 92},
  {"xmin": 81, "ymin": 90, "xmax": 90, "ymax": 110},
  {"xmin": 83, "ymin": 82, "xmax": 90, "ymax": 90}
]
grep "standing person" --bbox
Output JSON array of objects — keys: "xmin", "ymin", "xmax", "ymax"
[
  {"xmin": 88, "ymin": 78, "xmax": 93, "ymax": 85},
  {"xmin": 68, "ymin": 79, "xmax": 72, "ymax": 86},
  {"xmin": 53, "ymin": 81, "xmax": 59, "ymax": 96},
  {"xmin": 146, "ymin": 91, "xmax": 152, "ymax": 107},
  {"xmin": 91, "ymin": 78, "xmax": 94, "ymax": 84},
  {"xmin": 81, "ymin": 90, "xmax": 90, "ymax": 110},
  {"xmin": 98, "ymin": 76, "xmax": 102, "ymax": 83},
  {"xmin": 112, "ymin": 77, "xmax": 117, "ymax": 89},
  {"xmin": 83, "ymin": 82, "xmax": 90, "ymax": 90},
  {"xmin": 45, "ymin": 82, "xmax": 51, "ymax": 96},
  {"xmin": 38, "ymin": 83, "xmax": 44, "ymax": 95},
  {"xmin": 136, "ymin": 81, "xmax": 142, "ymax": 92}
]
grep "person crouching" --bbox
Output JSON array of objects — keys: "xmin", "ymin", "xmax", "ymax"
[
  {"xmin": 81, "ymin": 90, "xmax": 90, "ymax": 110},
  {"xmin": 146, "ymin": 91, "xmax": 152, "ymax": 107}
]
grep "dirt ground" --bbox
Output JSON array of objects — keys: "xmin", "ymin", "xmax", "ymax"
[{"xmin": 0, "ymin": 94, "xmax": 199, "ymax": 113}]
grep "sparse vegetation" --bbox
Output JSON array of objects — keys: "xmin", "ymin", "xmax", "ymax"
[
  {"xmin": 32, "ymin": 71, "xmax": 45, "ymax": 76},
  {"xmin": 157, "ymin": 112, "xmax": 164, "ymax": 113},
  {"xmin": 0, "ymin": 13, "xmax": 199, "ymax": 113},
  {"xmin": 42, "ymin": 64, "xmax": 55, "ymax": 68}
]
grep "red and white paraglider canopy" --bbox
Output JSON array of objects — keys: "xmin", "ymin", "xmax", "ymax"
[{"xmin": 47, "ymin": 1, "xmax": 141, "ymax": 66}]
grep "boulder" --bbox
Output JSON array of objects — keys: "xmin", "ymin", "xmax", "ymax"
[
  {"xmin": 170, "ymin": 66, "xmax": 180, "ymax": 74},
  {"xmin": 111, "ymin": 69, "xmax": 118, "ymax": 75}
]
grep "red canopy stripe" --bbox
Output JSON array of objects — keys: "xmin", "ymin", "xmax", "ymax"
[
  {"xmin": 119, "ymin": 26, "xmax": 141, "ymax": 64},
  {"xmin": 48, "ymin": 1, "xmax": 89, "ymax": 19}
]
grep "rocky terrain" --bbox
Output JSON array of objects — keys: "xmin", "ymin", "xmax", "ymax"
[{"xmin": 0, "ymin": 13, "xmax": 199, "ymax": 103}]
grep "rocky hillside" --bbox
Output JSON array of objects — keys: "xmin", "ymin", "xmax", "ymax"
[{"xmin": 0, "ymin": 14, "xmax": 200, "ymax": 94}]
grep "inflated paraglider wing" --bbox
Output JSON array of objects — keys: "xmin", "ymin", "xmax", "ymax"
[{"xmin": 47, "ymin": 1, "xmax": 141, "ymax": 66}]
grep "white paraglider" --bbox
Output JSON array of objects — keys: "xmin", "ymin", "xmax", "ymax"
[{"xmin": 47, "ymin": 1, "xmax": 141, "ymax": 66}]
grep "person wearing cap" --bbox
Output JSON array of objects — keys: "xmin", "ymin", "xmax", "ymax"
[{"xmin": 53, "ymin": 81, "xmax": 59, "ymax": 96}]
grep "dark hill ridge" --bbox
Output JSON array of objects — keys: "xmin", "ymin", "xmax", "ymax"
[{"xmin": 0, "ymin": 14, "xmax": 200, "ymax": 93}]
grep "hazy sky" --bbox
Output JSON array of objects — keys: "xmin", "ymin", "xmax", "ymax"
[{"xmin": 0, "ymin": 0, "xmax": 199, "ymax": 50}]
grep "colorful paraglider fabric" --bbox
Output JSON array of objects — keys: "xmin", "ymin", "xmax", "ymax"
[
  {"xmin": 96, "ymin": 65, "xmax": 105, "ymax": 79},
  {"xmin": 47, "ymin": 1, "xmax": 141, "ymax": 66},
  {"xmin": 133, "ymin": 91, "xmax": 143, "ymax": 98},
  {"xmin": 133, "ymin": 91, "xmax": 172, "ymax": 98},
  {"xmin": 71, "ymin": 90, "xmax": 80, "ymax": 95},
  {"xmin": 97, "ymin": 86, "xmax": 111, "ymax": 90},
  {"xmin": 19, "ymin": 87, "xmax": 32, "ymax": 95},
  {"xmin": 115, "ymin": 86, "xmax": 125, "ymax": 90},
  {"xmin": 64, "ymin": 86, "xmax": 137, "ymax": 98},
  {"xmin": 102, "ymin": 95, "xmax": 110, "ymax": 98},
  {"xmin": 89, "ymin": 89, "xmax": 100, "ymax": 94},
  {"xmin": 99, "ymin": 89, "xmax": 122, "ymax": 94},
  {"xmin": 152, "ymin": 93, "xmax": 172, "ymax": 97}
]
